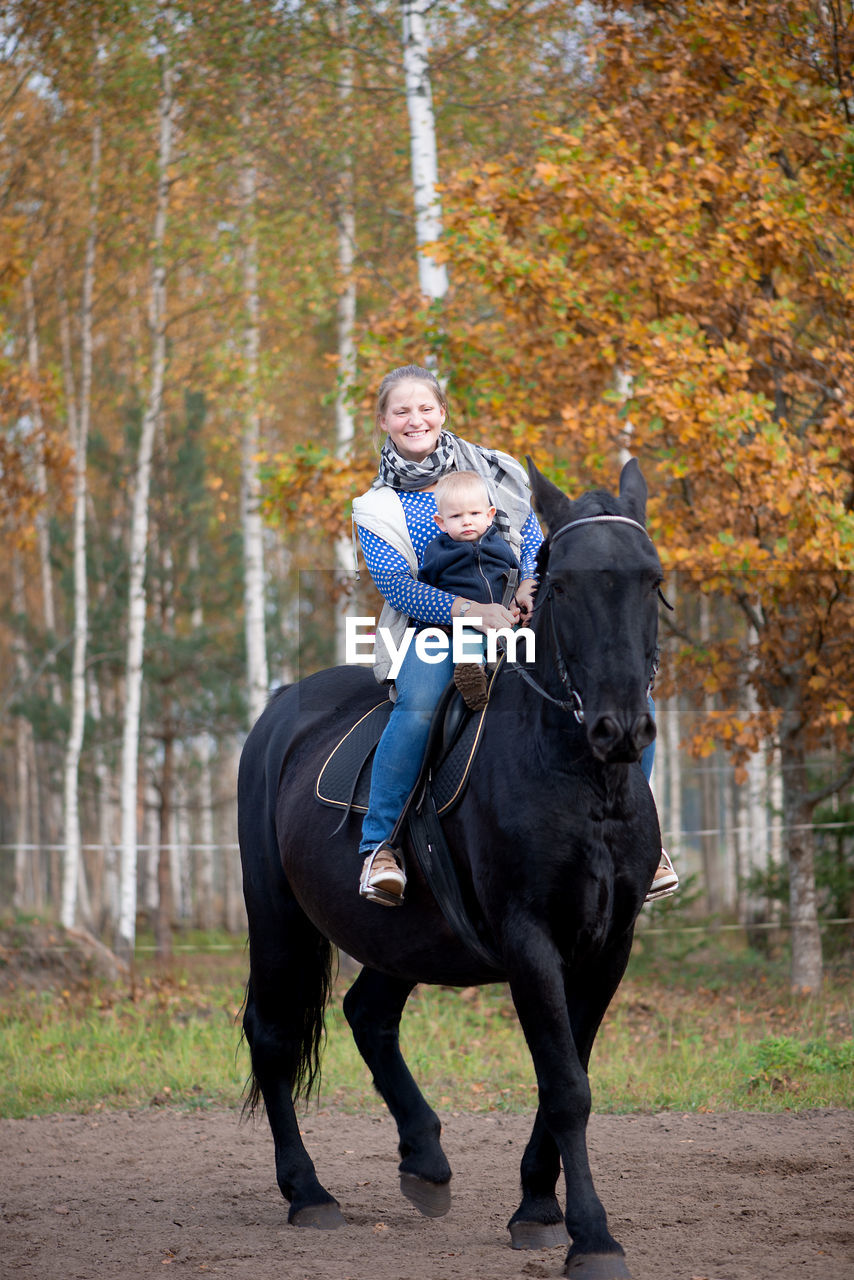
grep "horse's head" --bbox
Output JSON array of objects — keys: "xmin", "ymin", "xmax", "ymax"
[{"xmin": 527, "ymin": 458, "xmax": 662, "ymax": 765}]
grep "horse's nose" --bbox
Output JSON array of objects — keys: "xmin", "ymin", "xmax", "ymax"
[{"xmin": 588, "ymin": 711, "xmax": 655, "ymax": 763}]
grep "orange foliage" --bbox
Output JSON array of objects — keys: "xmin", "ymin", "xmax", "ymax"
[{"xmin": 346, "ymin": 0, "xmax": 854, "ymax": 768}]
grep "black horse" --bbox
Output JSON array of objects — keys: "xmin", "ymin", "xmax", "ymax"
[{"xmin": 237, "ymin": 459, "xmax": 663, "ymax": 1280}]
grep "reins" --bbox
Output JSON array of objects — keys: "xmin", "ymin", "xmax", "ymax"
[{"xmin": 510, "ymin": 512, "xmax": 664, "ymax": 723}]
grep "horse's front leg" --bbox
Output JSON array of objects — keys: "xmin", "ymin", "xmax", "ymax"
[
  {"xmin": 506, "ymin": 933, "xmax": 630, "ymax": 1280},
  {"xmin": 343, "ymin": 967, "xmax": 452, "ymax": 1217},
  {"xmin": 509, "ymin": 929, "xmax": 636, "ymax": 1261},
  {"xmin": 508, "ymin": 1106, "xmax": 569, "ymax": 1249}
]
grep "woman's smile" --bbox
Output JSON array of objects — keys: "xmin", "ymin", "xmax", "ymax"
[{"xmin": 381, "ymin": 380, "xmax": 446, "ymax": 462}]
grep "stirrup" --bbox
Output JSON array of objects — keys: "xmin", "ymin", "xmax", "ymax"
[
  {"xmin": 645, "ymin": 848, "xmax": 679, "ymax": 903},
  {"xmin": 359, "ymin": 845, "xmax": 406, "ymax": 907}
]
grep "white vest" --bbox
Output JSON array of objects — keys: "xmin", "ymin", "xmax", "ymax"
[{"xmin": 351, "ymin": 486, "xmax": 417, "ymax": 685}]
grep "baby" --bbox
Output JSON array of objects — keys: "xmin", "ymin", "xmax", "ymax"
[{"xmin": 418, "ymin": 470, "xmax": 522, "ymax": 707}]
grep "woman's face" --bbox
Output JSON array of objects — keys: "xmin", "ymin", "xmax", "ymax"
[{"xmin": 381, "ymin": 380, "xmax": 446, "ymax": 462}]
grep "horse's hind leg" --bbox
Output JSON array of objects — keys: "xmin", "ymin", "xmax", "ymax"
[
  {"xmin": 242, "ymin": 891, "xmax": 344, "ymax": 1229},
  {"xmin": 343, "ymin": 968, "xmax": 452, "ymax": 1217}
]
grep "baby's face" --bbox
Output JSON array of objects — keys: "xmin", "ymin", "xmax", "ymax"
[{"xmin": 435, "ymin": 487, "xmax": 495, "ymax": 542}]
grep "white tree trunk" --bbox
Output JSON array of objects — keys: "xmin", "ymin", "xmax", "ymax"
[
  {"xmin": 739, "ymin": 624, "xmax": 770, "ymax": 922},
  {"xmin": 401, "ymin": 0, "xmax": 448, "ymax": 300},
  {"xmin": 239, "ymin": 125, "xmax": 269, "ymax": 726},
  {"xmin": 117, "ymin": 60, "xmax": 174, "ymax": 957},
  {"xmin": 61, "ymin": 116, "xmax": 100, "ymax": 931},
  {"xmin": 334, "ymin": 10, "xmax": 357, "ymax": 663}
]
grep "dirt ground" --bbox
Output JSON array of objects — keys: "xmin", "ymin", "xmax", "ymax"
[{"xmin": 1, "ymin": 1107, "xmax": 852, "ymax": 1280}]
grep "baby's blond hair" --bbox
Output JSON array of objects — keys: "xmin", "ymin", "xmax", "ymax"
[{"xmin": 434, "ymin": 470, "xmax": 492, "ymax": 514}]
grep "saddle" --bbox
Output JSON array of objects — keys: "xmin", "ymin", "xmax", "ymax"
[
  {"xmin": 315, "ymin": 666, "xmax": 497, "ymax": 818},
  {"xmin": 315, "ymin": 662, "xmax": 504, "ymax": 971}
]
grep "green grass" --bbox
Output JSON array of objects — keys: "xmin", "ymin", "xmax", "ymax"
[
  {"xmin": 0, "ymin": 979, "xmax": 249, "ymax": 1117},
  {"xmin": 0, "ymin": 931, "xmax": 851, "ymax": 1120}
]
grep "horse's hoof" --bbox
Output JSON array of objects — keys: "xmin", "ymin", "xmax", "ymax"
[
  {"xmin": 399, "ymin": 1171, "xmax": 451, "ymax": 1217},
  {"xmin": 290, "ymin": 1201, "xmax": 346, "ymax": 1230},
  {"xmin": 510, "ymin": 1220, "xmax": 569, "ymax": 1250},
  {"xmin": 564, "ymin": 1252, "xmax": 631, "ymax": 1279}
]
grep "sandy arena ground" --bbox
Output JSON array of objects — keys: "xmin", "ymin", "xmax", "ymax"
[{"xmin": 2, "ymin": 1106, "xmax": 852, "ymax": 1280}]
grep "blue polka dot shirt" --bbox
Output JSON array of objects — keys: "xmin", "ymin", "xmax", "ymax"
[{"xmin": 358, "ymin": 489, "xmax": 543, "ymax": 625}]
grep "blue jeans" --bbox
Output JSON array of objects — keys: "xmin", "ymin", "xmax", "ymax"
[
  {"xmin": 359, "ymin": 640, "xmax": 454, "ymax": 851},
  {"xmin": 359, "ymin": 645, "xmax": 656, "ymax": 851}
]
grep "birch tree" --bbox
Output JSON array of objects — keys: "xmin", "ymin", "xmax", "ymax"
[
  {"xmin": 333, "ymin": 2, "xmax": 358, "ymax": 663},
  {"xmin": 239, "ymin": 112, "xmax": 269, "ymax": 727},
  {"xmin": 61, "ymin": 115, "xmax": 101, "ymax": 930},
  {"xmin": 401, "ymin": 0, "xmax": 448, "ymax": 301},
  {"xmin": 117, "ymin": 50, "xmax": 174, "ymax": 959}
]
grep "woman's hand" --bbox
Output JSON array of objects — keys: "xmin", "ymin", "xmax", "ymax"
[
  {"xmin": 514, "ymin": 578, "xmax": 537, "ymax": 622},
  {"xmin": 451, "ymin": 597, "xmax": 519, "ymax": 632}
]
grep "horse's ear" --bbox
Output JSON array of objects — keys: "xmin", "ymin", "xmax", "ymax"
[
  {"xmin": 526, "ymin": 456, "xmax": 570, "ymax": 533},
  {"xmin": 619, "ymin": 458, "xmax": 647, "ymax": 526}
]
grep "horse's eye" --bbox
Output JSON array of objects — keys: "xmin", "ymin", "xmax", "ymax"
[{"xmin": 552, "ymin": 581, "xmax": 566, "ymax": 597}]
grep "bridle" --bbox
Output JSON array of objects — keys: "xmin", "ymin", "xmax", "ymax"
[{"xmin": 511, "ymin": 513, "xmax": 663, "ymax": 723}]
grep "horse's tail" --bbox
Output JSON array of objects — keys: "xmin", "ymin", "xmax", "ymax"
[
  {"xmin": 242, "ymin": 917, "xmax": 336, "ymax": 1115},
  {"xmin": 238, "ymin": 702, "xmax": 337, "ymax": 1113}
]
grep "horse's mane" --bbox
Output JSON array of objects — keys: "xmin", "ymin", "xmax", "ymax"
[{"xmin": 569, "ymin": 489, "xmax": 625, "ymax": 520}]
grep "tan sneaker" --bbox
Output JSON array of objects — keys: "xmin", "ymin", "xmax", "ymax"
[
  {"xmin": 359, "ymin": 845, "xmax": 406, "ymax": 907},
  {"xmin": 645, "ymin": 849, "xmax": 679, "ymax": 902}
]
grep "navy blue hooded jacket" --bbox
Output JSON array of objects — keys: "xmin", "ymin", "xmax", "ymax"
[{"xmin": 417, "ymin": 523, "xmax": 521, "ymax": 604}]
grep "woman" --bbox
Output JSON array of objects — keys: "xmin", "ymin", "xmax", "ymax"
[{"xmin": 352, "ymin": 364, "xmax": 541, "ymax": 905}]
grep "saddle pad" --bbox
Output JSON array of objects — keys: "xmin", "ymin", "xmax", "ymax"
[
  {"xmin": 315, "ymin": 700, "xmax": 392, "ymax": 811},
  {"xmin": 431, "ymin": 707, "xmax": 488, "ymax": 814},
  {"xmin": 315, "ymin": 697, "xmax": 488, "ymax": 817}
]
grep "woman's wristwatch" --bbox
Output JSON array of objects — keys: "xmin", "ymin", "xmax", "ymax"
[{"xmin": 458, "ymin": 599, "xmax": 473, "ymax": 617}]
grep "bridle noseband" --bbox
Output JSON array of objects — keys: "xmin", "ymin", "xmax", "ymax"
[{"xmin": 512, "ymin": 513, "xmax": 661, "ymax": 722}]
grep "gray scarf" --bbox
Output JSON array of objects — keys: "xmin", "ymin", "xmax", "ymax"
[{"xmin": 374, "ymin": 430, "xmax": 531, "ymax": 547}]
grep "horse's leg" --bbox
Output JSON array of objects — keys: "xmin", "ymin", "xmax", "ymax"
[
  {"xmin": 508, "ymin": 1107, "xmax": 569, "ymax": 1249},
  {"xmin": 508, "ymin": 931, "xmax": 635, "ymax": 1256},
  {"xmin": 343, "ymin": 968, "xmax": 452, "ymax": 1217},
  {"xmin": 242, "ymin": 889, "xmax": 345, "ymax": 1229},
  {"xmin": 506, "ymin": 932, "xmax": 631, "ymax": 1280}
]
